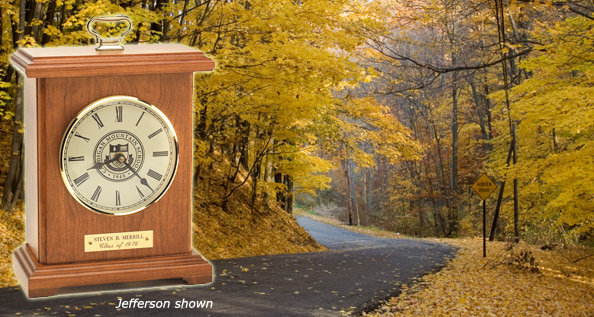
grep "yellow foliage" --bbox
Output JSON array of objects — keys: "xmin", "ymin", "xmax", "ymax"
[
  {"xmin": 339, "ymin": 96, "xmax": 423, "ymax": 166},
  {"xmin": 371, "ymin": 238, "xmax": 594, "ymax": 316},
  {"xmin": 489, "ymin": 16, "xmax": 594, "ymax": 239},
  {"xmin": 192, "ymin": 155, "xmax": 326, "ymax": 260}
]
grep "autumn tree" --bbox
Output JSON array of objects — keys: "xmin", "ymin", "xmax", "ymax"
[
  {"xmin": 179, "ymin": 0, "xmax": 396, "ymax": 213},
  {"xmin": 491, "ymin": 13, "xmax": 594, "ymax": 243},
  {"xmin": 347, "ymin": 0, "xmax": 594, "ymax": 243},
  {"xmin": 0, "ymin": 0, "xmax": 162, "ymax": 211},
  {"xmin": 356, "ymin": 0, "xmax": 502, "ymax": 236},
  {"xmin": 1, "ymin": 0, "xmax": 424, "ymax": 224}
]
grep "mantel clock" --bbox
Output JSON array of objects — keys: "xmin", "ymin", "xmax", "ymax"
[{"xmin": 9, "ymin": 16, "xmax": 215, "ymax": 298}]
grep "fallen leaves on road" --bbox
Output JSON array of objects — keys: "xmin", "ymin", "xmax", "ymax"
[{"xmin": 368, "ymin": 238, "xmax": 594, "ymax": 316}]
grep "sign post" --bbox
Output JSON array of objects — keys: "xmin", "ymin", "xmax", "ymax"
[{"xmin": 472, "ymin": 174, "xmax": 497, "ymax": 257}]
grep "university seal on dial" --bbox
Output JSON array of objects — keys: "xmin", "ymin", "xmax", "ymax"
[
  {"xmin": 60, "ymin": 96, "xmax": 178, "ymax": 215},
  {"xmin": 93, "ymin": 131, "xmax": 145, "ymax": 182}
]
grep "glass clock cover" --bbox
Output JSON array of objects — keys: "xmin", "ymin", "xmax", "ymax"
[{"xmin": 60, "ymin": 96, "xmax": 178, "ymax": 215}]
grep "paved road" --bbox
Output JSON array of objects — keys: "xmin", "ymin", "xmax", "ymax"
[{"xmin": 0, "ymin": 217, "xmax": 455, "ymax": 316}]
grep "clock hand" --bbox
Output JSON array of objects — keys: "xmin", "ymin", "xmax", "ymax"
[
  {"xmin": 87, "ymin": 155, "xmax": 120, "ymax": 170},
  {"xmin": 121, "ymin": 157, "xmax": 154, "ymax": 192}
]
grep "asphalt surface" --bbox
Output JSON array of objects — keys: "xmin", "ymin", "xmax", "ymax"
[{"xmin": 0, "ymin": 216, "xmax": 456, "ymax": 316}]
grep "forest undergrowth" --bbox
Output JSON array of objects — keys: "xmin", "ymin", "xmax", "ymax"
[{"xmin": 191, "ymin": 158, "xmax": 326, "ymax": 260}]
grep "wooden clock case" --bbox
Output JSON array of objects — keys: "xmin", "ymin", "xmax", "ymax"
[{"xmin": 9, "ymin": 44, "xmax": 214, "ymax": 298}]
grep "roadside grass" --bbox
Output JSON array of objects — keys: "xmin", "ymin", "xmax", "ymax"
[
  {"xmin": 296, "ymin": 211, "xmax": 594, "ymax": 316},
  {"xmin": 294, "ymin": 209, "xmax": 413, "ymax": 240}
]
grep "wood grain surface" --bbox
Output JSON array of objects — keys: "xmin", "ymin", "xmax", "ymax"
[
  {"xmin": 24, "ymin": 78, "xmax": 40, "ymax": 258},
  {"xmin": 38, "ymin": 73, "xmax": 194, "ymax": 264},
  {"xmin": 14, "ymin": 245, "xmax": 212, "ymax": 297},
  {"xmin": 10, "ymin": 44, "xmax": 215, "ymax": 78},
  {"xmin": 11, "ymin": 43, "xmax": 214, "ymax": 296}
]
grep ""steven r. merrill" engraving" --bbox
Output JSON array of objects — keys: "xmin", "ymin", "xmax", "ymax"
[{"xmin": 84, "ymin": 230, "xmax": 153, "ymax": 252}]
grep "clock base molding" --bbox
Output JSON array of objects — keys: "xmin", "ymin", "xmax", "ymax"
[
  {"xmin": 10, "ymin": 43, "xmax": 216, "ymax": 297},
  {"xmin": 13, "ymin": 244, "xmax": 213, "ymax": 298}
]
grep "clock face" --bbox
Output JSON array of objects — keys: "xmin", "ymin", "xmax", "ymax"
[{"xmin": 60, "ymin": 96, "xmax": 178, "ymax": 215}]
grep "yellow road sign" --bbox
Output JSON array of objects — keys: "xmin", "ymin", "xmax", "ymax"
[{"xmin": 472, "ymin": 173, "xmax": 497, "ymax": 200}]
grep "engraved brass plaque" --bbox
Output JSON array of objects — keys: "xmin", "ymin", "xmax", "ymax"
[{"xmin": 85, "ymin": 230, "xmax": 153, "ymax": 252}]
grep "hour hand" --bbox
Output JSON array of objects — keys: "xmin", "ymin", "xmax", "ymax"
[
  {"xmin": 87, "ymin": 155, "xmax": 119, "ymax": 170},
  {"xmin": 87, "ymin": 161, "xmax": 105, "ymax": 170}
]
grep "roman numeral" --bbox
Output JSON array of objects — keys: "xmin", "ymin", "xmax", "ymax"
[
  {"xmin": 115, "ymin": 106, "xmax": 123, "ymax": 122},
  {"xmin": 74, "ymin": 132, "xmax": 90, "ymax": 142},
  {"xmin": 147, "ymin": 169, "xmax": 163, "ymax": 181},
  {"xmin": 115, "ymin": 190, "xmax": 121, "ymax": 206},
  {"xmin": 91, "ymin": 186, "xmax": 102, "ymax": 202},
  {"xmin": 68, "ymin": 156, "xmax": 85, "ymax": 162},
  {"xmin": 74, "ymin": 172, "xmax": 90, "ymax": 186},
  {"xmin": 136, "ymin": 112, "xmax": 145, "ymax": 126},
  {"xmin": 136, "ymin": 185, "xmax": 145, "ymax": 198},
  {"xmin": 148, "ymin": 128, "xmax": 163, "ymax": 139},
  {"xmin": 92, "ymin": 113, "xmax": 104, "ymax": 129},
  {"xmin": 153, "ymin": 151, "xmax": 169, "ymax": 157}
]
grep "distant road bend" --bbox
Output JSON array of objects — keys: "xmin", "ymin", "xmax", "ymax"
[{"xmin": 0, "ymin": 216, "xmax": 456, "ymax": 316}]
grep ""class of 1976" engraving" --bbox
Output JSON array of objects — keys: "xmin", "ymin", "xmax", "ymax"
[{"xmin": 84, "ymin": 230, "xmax": 153, "ymax": 252}]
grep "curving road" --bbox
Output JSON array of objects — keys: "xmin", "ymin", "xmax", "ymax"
[{"xmin": 0, "ymin": 216, "xmax": 455, "ymax": 316}]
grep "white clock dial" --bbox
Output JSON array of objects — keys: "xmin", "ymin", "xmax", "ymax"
[{"xmin": 60, "ymin": 96, "xmax": 178, "ymax": 215}]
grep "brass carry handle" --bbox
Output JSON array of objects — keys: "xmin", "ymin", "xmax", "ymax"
[{"xmin": 87, "ymin": 15, "xmax": 133, "ymax": 51}]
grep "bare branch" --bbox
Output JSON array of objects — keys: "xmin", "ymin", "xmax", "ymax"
[{"xmin": 378, "ymin": 48, "xmax": 533, "ymax": 74}]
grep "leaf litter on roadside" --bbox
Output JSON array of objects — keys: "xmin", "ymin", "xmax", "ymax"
[{"xmin": 367, "ymin": 238, "xmax": 594, "ymax": 316}]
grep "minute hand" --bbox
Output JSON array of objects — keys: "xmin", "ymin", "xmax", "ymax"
[{"xmin": 122, "ymin": 158, "xmax": 154, "ymax": 192}]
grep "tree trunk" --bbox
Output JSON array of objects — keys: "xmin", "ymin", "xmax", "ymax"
[
  {"xmin": 513, "ymin": 123, "xmax": 519, "ymax": 242},
  {"xmin": 22, "ymin": 0, "xmax": 35, "ymax": 36},
  {"xmin": 418, "ymin": 201, "xmax": 424, "ymax": 237},
  {"xmin": 451, "ymin": 85, "xmax": 459, "ymax": 194},
  {"xmin": 344, "ymin": 159, "xmax": 353, "ymax": 225},
  {"xmin": 233, "ymin": 116, "xmax": 250, "ymax": 169},
  {"xmin": 284, "ymin": 174, "xmax": 293, "ymax": 214},
  {"xmin": 58, "ymin": 2, "xmax": 67, "ymax": 34},
  {"xmin": 8, "ymin": 147, "xmax": 25, "ymax": 211},
  {"xmin": 31, "ymin": 1, "xmax": 46, "ymax": 44},
  {"xmin": 250, "ymin": 159, "xmax": 260, "ymax": 210},
  {"xmin": 274, "ymin": 170, "xmax": 285, "ymax": 210},
  {"xmin": 41, "ymin": 0, "xmax": 57, "ymax": 45},
  {"xmin": 367, "ymin": 167, "xmax": 373, "ymax": 214},
  {"xmin": 432, "ymin": 199, "xmax": 447, "ymax": 237},
  {"xmin": 151, "ymin": 0, "xmax": 170, "ymax": 41},
  {"xmin": 2, "ymin": 73, "xmax": 24, "ymax": 212},
  {"xmin": 432, "ymin": 126, "xmax": 447, "ymax": 195},
  {"xmin": 469, "ymin": 77, "xmax": 492, "ymax": 151},
  {"xmin": 349, "ymin": 160, "xmax": 360, "ymax": 225},
  {"xmin": 177, "ymin": 0, "xmax": 192, "ymax": 41},
  {"xmin": 261, "ymin": 150, "xmax": 270, "ymax": 203},
  {"xmin": 362, "ymin": 168, "xmax": 367, "ymax": 218},
  {"xmin": 449, "ymin": 84, "xmax": 459, "ymax": 236}
]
